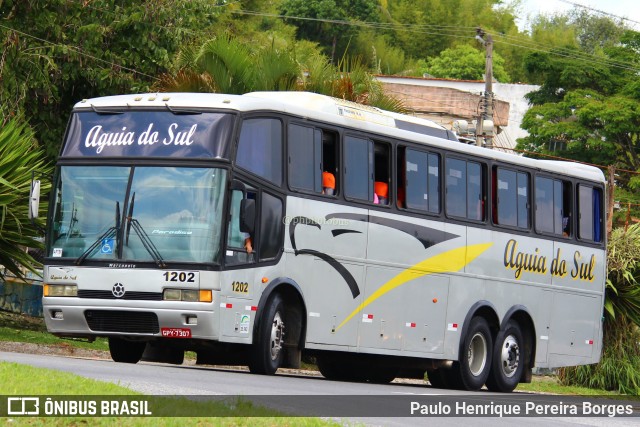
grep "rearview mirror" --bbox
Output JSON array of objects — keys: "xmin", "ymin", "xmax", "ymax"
[
  {"xmin": 29, "ymin": 180, "xmax": 41, "ymax": 220},
  {"xmin": 239, "ymin": 199, "xmax": 256, "ymax": 235}
]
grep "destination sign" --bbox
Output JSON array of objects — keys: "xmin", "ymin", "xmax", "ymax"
[{"xmin": 61, "ymin": 111, "xmax": 234, "ymax": 158}]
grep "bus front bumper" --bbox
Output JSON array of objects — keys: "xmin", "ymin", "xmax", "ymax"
[{"xmin": 42, "ymin": 295, "xmax": 221, "ymax": 340}]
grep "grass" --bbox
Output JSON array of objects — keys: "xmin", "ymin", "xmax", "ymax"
[
  {"xmin": 0, "ymin": 362, "xmax": 339, "ymax": 425},
  {"xmin": 0, "ymin": 310, "xmax": 109, "ymax": 351},
  {"xmin": 516, "ymin": 375, "xmax": 621, "ymax": 396}
]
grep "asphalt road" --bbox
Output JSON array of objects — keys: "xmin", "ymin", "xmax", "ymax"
[{"xmin": 1, "ymin": 351, "xmax": 638, "ymax": 426}]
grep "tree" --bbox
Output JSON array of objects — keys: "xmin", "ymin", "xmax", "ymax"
[
  {"xmin": 517, "ymin": 29, "xmax": 640, "ymax": 219},
  {"xmin": 0, "ymin": 0, "xmax": 222, "ymax": 160},
  {"xmin": 278, "ymin": 0, "xmax": 380, "ymax": 63},
  {"xmin": 155, "ymin": 35, "xmax": 300, "ymax": 94},
  {"xmin": 418, "ymin": 44, "xmax": 511, "ymax": 81},
  {"xmin": 157, "ymin": 35, "xmax": 407, "ymax": 113},
  {"xmin": 0, "ymin": 119, "xmax": 51, "ymax": 281}
]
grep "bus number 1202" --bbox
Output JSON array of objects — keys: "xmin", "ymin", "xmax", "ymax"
[{"xmin": 163, "ymin": 271, "xmax": 196, "ymax": 283}]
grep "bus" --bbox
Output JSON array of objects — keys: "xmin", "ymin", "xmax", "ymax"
[{"xmin": 35, "ymin": 91, "xmax": 606, "ymax": 392}]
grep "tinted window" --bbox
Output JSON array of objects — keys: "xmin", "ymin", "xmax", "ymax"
[
  {"xmin": 578, "ymin": 185, "xmax": 603, "ymax": 242},
  {"xmin": 467, "ymin": 162, "xmax": 483, "ymax": 221},
  {"xmin": 446, "ymin": 158, "xmax": 484, "ymax": 220},
  {"xmin": 289, "ymin": 124, "xmax": 321, "ymax": 192},
  {"xmin": 237, "ymin": 118, "xmax": 282, "ymax": 185},
  {"xmin": 517, "ymin": 172, "xmax": 529, "ymax": 228},
  {"xmin": 344, "ymin": 136, "xmax": 372, "ymax": 201},
  {"xmin": 405, "ymin": 149, "xmax": 440, "ymax": 213},
  {"xmin": 497, "ymin": 169, "xmax": 517, "ymax": 226},
  {"xmin": 446, "ymin": 158, "xmax": 467, "ymax": 218},
  {"xmin": 535, "ymin": 176, "xmax": 572, "ymax": 236},
  {"xmin": 535, "ymin": 177, "xmax": 554, "ymax": 233},
  {"xmin": 496, "ymin": 168, "xmax": 529, "ymax": 229}
]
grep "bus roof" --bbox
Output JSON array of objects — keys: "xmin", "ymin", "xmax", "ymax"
[{"xmin": 74, "ymin": 92, "xmax": 605, "ymax": 184}]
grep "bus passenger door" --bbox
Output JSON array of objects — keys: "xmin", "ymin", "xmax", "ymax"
[
  {"xmin": 220, "ymin": 183, "xmax": 260, "ymax": 341},
  {"xmin": 220, "ymin": 181, "xmax": 286, "ymax": 342}
]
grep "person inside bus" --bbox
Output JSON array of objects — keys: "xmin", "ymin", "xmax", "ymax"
[
  {"xmin": 322, "ymin": 171, "xmax": 335, "ymax": 195},
  {"xmin": 244, "ymin": 234, "xmax": 253, "ymax": 254},
  {"xmin": 374, "ymin": 181, "xmax": 388, "ymax": 205}
]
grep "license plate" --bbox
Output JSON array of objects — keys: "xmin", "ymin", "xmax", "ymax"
[{"xmin": 161, "ymin": 328, "xmax": 192, "ymax": 338}]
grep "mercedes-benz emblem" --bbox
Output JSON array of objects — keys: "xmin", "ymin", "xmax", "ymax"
[{"xmin": 112, "ymin": 283, "xmax": 125, "ymax": 298}]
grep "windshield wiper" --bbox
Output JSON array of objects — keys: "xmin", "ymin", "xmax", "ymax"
[
  {"xmin": 125, "ymin": 192, "xmax": 166, "ymax": 268},
  {"xmin": 75, "ymin": 201, "xmax": 120, "ymax": 265}
]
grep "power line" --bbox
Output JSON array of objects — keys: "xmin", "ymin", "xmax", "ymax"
[
  {"xmin": 233, "ymin": 9, "xmax": 640, "ymax": 74},
  {"xmin": 557, "ymin": 0, "xmax": 640, "ymax": 26},
  {"xmin": 0, "ymin": 22, "xmax": 159, "ymax": 81}
]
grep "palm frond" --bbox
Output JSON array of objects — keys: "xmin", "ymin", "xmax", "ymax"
[{"xmin": 0, "ymin": 118, "xmax": 52, "ymax": 281}]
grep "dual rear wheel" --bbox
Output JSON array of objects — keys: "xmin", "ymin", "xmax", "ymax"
[{"xmin": 427, "ymin": 317, "xmax": 524, "ymax": 393}]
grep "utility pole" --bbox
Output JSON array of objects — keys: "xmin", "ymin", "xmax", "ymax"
[
  {"xmin": 475, "ymin": 27, "xmax": 494, "ymax": 148},
  {"xmin": 607, "ymin": 166, "xmax": 615, "ymax": 237}
]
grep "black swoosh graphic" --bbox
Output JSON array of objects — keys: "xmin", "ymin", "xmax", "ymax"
[
  {"xmin": 289, "ymin": 216, "xmax": 361, "ymax": 298},
  {"xmin": 332, "ymin": 229, "xmax": 362, "ymax": 237},
  {"xmin": 288, "ymin": 213, "xmax": 460, "ymax": 300},
  {"xmin": 326, "ymin": 213, "xmax": 458, "ymax": 249}
]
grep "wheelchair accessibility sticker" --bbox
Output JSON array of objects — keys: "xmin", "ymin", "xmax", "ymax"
[{"xmin": 101, "ymin": 238, "xmax": 115, "ymax": 254}]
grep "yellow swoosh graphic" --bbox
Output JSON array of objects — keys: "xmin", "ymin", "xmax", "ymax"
[{"xmin": 335, "ymin": 242, "xmax": 493, "ymax": 331}]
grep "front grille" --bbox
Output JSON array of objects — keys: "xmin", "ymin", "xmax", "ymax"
[
  {"xmin": 85, "ymin": 310, "xmax": 159, "ymax": 334},
  {"xmin": 78, "ymin": 290, "xmax": 162, "ymax": 301}
]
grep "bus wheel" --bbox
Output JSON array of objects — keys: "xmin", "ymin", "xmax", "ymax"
[
  {"xmin": 317, "ymin": 357, "xmax": 368, "ymax": 382},
  {"xmin": 249, "ymin": 294, "xmax": 286, "ymax": 375},
  {"xmin": 457, "ymin": 316, "xmax": 493, "ymax": 391},
  {"xmin": 426, "ymin": 369, "xmax": 447, "ymax": 388},
  {"xmin": 108, "ymin": 337, "xmax": 145, "ymax": 363},
  {"xmin": 365, "ymin": 366, "xmax": 397, "ymax": 384},
  {"xmin": 317, "ymin": 357, "xmax": 345, "ymax": 380},
  {"xmin": 486, "ymin": 321, "xmax": 523, "ymax": 393}
]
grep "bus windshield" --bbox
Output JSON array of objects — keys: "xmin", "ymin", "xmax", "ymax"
[{"xmin": 48, "ymin": 166, "xmax": 227, "ymax": 264}]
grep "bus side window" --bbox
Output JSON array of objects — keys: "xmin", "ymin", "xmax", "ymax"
[
  {"xmin": 403, "ymin": 147, "xmax": 440, "ymax": 213},
  {"xmin": 226, "ymin": 187, "xmax": 256, "ymax": 265},
  {"xmin": 288, "ymin": 124, "xmax": 322, "ymax": 193},
  {"xmin": 344, "ymin": 135, "xmax": 373, "ymax": 201},
  {"xmin": 322, "ymin": 131, "xmax": 338, "ymax": 195},
  {"xmin": 397, "ymin": 147, "xmax": 406, "ymax": 208},
  {"xmin": 578, "ymin": 184, "xmax": 603, "ymax": 242},
  {"xmin": 237, "ymin": 118, "xmax": 283, "ymax": 186},
  {"xmin": 373, "ymin": 141, "xmax": 390, "ymax": 205},
  {"xmin": 288, "ymin": 124, "xmax": 338, "ymax": 196},
  {"xmin": 535, "ymin": 176, "xmax": 571, "ymax": 236},
  {"xmin": 495, "ymin": 167, "xmax": 530, "ymax": 229},
  {"xmin": 446, "ymin": 158, "xmax": 485, "ymax": 221}
]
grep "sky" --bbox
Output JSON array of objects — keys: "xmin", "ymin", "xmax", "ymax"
[{"xmin": 514, "ymin": 0, "xmax": 640, "ymax": 31}]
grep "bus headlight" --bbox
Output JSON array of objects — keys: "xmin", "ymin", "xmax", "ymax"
[
  {"xmin": 181, "ymin": 290, "xmax": 199, "ymax": 302},
  {"xmin": 163, "ymin": 289, "xmax": 212, "ymax": 302},
  {"xmin": 163, "ymin": 289, "xmax": 181, "ymax": 301},
  {"xmin": 44, "ymin": 284, "xmax": 78, "ymax": 297}
]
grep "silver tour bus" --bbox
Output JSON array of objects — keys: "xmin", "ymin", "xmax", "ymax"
[{"xmin": 36, "ymin": 92, "xmax": 606, "ymax": 392}]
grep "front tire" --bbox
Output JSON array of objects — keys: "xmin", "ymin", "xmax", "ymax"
[
  {"xmin": 109, "ymin": 337, "xmax": 145, "ymax": 364},
  {"xmin": 486, "ymin": 320, "xmax": 524, "ymax": 393},
  {"xmin": 249, "ymin": 294, "xmax": 286, "ymax": 375}
]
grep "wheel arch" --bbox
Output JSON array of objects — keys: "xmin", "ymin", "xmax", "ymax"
[
  {"xmin": 458, "ymin": 301, "xmax": 500, "ymax": 361},
  {"xmin": 254, "ymin": 277, "xmax": 307, "ymax": 350}
]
